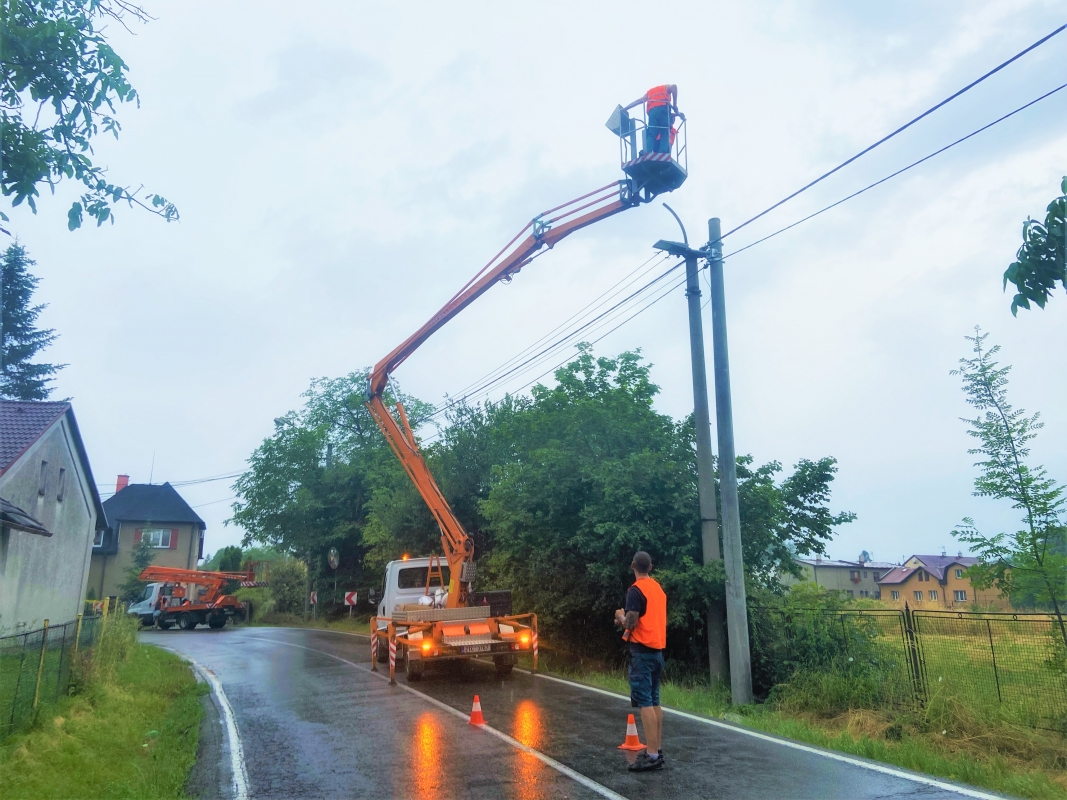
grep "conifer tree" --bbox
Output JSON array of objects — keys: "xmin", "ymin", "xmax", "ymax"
[{"xmin": 0, "ymin": 243, "xmax": 64, "ymax": 400}]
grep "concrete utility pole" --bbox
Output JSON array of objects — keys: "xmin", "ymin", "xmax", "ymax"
[
  {"xmin": 654, "ymin": 213, "xmax": 727, "ymax": 683},
  {"xmin": 706, "ymin": 218, "xmax": 753, "ymax": 705}
]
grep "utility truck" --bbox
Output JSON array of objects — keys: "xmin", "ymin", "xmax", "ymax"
[
  {"xmin": 368, "ymin": 90, "xmax": 688, "ymax": 683},
  {"xmin": 128, "ymin": 566, "xmax": 256, "ymax": 630}
]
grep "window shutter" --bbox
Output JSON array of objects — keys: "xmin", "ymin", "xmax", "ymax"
[
  {"xmin": 170, "ymin": 529, "xmax": 179, "ymax": 549},
  {"xmin": 134, "ymin": 529, "xmax": 142, "ymax": 543}
]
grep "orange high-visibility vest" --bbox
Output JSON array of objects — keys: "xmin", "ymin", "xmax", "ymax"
[
  {"xmin": 646, "ymin": 84, "xmax": 671, "ymax": 111},
  {"xmin": 628, "ymin": 576, "xmax": 667, "ymax": 650}
]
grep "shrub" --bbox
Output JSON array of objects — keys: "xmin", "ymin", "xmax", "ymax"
[{"xmin": 268, "ymin": 558, "xmax": 307, "ymax": 614}]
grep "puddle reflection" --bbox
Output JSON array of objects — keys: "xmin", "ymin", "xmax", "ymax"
[
  {"xmin": 412, "ymin": 712, "xmax": 446, "ymax": 799},
  {"xmin": 512, "ymin": 700, "xmax": 549, "ymax": 800}
]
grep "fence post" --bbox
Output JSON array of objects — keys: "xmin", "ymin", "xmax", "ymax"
[
  {"xmin": 73, "ymin": 613, "xmax": 84, "ymax": 656},
  {"xmin": 903, "ymin": 604, "xmax": 925, "ymax": 703},
  {"xmin": 54, "ymin": 623, "xmax": 68, "ymax": 701},
  {"xmin": 32, "ymin": 619, "xmax": 49, "ymax": 711},
  {"xmin": 985, "ymin": 619, "xmax": 1003, "ymax": 703}
]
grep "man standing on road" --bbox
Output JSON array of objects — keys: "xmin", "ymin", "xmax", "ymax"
[{"xmin": 614, "ymin": 551, "xmax": 667, "ymax": 772}]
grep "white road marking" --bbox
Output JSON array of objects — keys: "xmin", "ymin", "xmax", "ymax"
[
  {"xmin": 263, "ymin": 627, "xmax": 1005, "ymax": 800},
  {"xmin": 244, "ymin": 636, "xmax": 629, "ymax": 800},
  {"xmin": 179, "ymin": 652, "xmax": 251, "ymax": 800}
]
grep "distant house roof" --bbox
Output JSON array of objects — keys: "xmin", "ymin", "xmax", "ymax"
[
  {"xmin": 878, "ymin": 555, "xmax": 979, "ymax": 585},
  {"xmin": 0, "ymin": 496, "xmax": 51, "ymax": 536},
  {"xmin": 102, "ymin": 482, "xmax": 205, "ymax": 528},
  {"xmin": 796, "ymin": 558, "xmax": 899, "ymax": 570},
  {"xmin": 0, "ymin": 400, "xmax": 105, "ymax": 528}
]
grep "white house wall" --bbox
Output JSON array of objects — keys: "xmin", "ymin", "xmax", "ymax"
[{"xmin": 0, "ymin": 417, "xmax": 97, "ymax": 633}]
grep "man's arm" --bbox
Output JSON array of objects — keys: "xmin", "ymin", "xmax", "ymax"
[
  {"xmin": 623, "ymin": 610, "xmax": 640, "ymax": 631},
  {"xmin": 622, "ymin": 93, "xmax": 647, "ymax": 112}
]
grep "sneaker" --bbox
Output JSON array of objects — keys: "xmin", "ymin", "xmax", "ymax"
[
  {"xmin": 658, "ymin": 750, "xmax": 666, "ymax": 766},
  {"xmin": 628, "ymin": 752, "xmax": 664, "ymax": 772}
]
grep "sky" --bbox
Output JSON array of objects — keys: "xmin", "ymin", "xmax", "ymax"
[{"xmin": 6, "ymin": 0, "xmax": 1066, "ymax": 565}]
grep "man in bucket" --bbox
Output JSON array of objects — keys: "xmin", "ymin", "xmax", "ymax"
[{"xmin": 614, "ymin": 551, "xmax": 667, "ymax": 772}]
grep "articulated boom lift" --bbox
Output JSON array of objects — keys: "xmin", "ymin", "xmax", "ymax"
[{"xmin": 367, "ymin": 95, "xmax": 687, "ymax": 681}]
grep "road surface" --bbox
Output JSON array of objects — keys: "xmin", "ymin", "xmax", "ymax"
[{"xmin": 142, "ymin": 626, "xmax": 1002, "ymax": 800}]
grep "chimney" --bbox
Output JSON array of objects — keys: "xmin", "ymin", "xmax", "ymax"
[
  {"xmin": 941, "ymin": 546, "xmax": 947, "ymax": 557},
  {"xmin": 815, "ymin": 554, "xmax": 822, "ymax": 564},
  {"xmin": 958, "ymin": 550, "xmax": 963, "ymax": 558},
  {"xmin": 116, "ymin": 474, "xmax": 130, "ymax": 493}
]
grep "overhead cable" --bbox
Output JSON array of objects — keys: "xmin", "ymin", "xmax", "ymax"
[
  {"xmin": 724, "ymin": 82, "xmax": 1067, "ymax": 259},
  {"xmin": 721, "ymin": 24, "xmax": 1067, "ymax": 240}
]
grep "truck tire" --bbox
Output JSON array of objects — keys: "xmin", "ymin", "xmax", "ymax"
[
  {"xmin": 158, "ymin": 620, "xmax": 173, "ymax": 630},
  {"xmin": 376, "ymin": 634, "xmax": 389, "ymax": 662},
  {"xmin": 494, "ymin": 655, "xmax": 515, "ymax": 677},
  {"xmin": 178, "ymin": 612, "xmax": 196, "ymax": 631},
  {"xmin": 405, "ymin": 649, "xmax": 424, "ymax": 681},
  {"xmin": 208, "ymin": 615, "xmax": 226, "ymax": 629}
]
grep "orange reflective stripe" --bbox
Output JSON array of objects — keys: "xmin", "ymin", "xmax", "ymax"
[
  {"xmin": 628, "ymin": 576, "xmax": 667, "ymax": 649},
  {"xmin": 646, "ymin": 84, "xmax": 670, "ymax": 110}
]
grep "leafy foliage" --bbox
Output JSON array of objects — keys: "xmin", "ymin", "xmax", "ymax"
[
  {"xmin": 0, "ymin": 242, "xmax": 63, "ymax": 398},
  {"xmin": 951, "ymin": 329, "xmax": 1066, "ymax": 650},
  {"xmin": 1003, "ymin": 177, "xmax": 1066, "ymax": 315},
  {"xmin": 1, "ymin": 0, "xmax": 178, "ymax": 230},
  {"xmin": 267, "ymin": 558, "xmax": 307, "ymax": 614},
  {"xmin": 215, "ymin": 545, "xmax": 242, "ymax": 572},
  {"xmin": 117, "ymin": 536, "xmax": 155, "ymax": 603}
]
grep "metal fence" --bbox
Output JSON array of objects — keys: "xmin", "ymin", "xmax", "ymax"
[
  {"xmin": 0, "ymin": 614, "xmax": 103, "ymax": 740},
  {"xmin": 750, "ymin": 605, "xmax": 1067, "ymax": 731},
  {"xmin": 913, "ymin": 609, "xmax": 1067, "ymax": 731}
]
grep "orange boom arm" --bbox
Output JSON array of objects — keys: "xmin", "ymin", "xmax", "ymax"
[{"xmin": 366, "ymin": 182, "xmax": 644, "ymax": 608}]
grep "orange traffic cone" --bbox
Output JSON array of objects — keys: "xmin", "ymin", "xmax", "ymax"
[
  {"xmin": 469, "ymin": 695, "xmax": 486, "ymax": 726},
  {"xmin": 617, "ymin": 713, "xmax": 645, "ymax": 750}
]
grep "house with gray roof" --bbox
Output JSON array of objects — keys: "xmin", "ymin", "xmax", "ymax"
[
  {"xmin": 88, "ymin": 478, "xmax": 206, "ymax": 600},
  {"xmin": 0, "ymin": 400, "xmax": 106, "ymax": 632}
]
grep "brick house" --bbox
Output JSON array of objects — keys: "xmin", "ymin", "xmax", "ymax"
[
  {"xmin": 88, "ymin": 477, "xmax": 206, "ymax": 600},
  {"xmin": 0, "ymin": 400, "xmax": 106, "ymax": 632},
  {"xmin": 877, "ymin": 554, "xmax": 1006, "ymax": 610}
]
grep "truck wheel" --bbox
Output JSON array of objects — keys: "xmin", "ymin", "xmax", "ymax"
[
  {"xmin": 208, "ymin": 616, "xmax": 226, "ymax": 629},
  {"xmin": 376, "ymin": 635, "xmax": 389, "ymax": 662},
  {"xmin": 178, "ymin": 612, "xmax": 196, "ymax": 631},
  {"xmin": 158, "ymin": 620, "xmax": 173, "ymax": 630},
  {"xmin": 494, "ymin": 655, "xmax": 515, "ymax": 677},
  {"xmin": 406, "ymin": 651, "xmax": 424, "ymax": 681}
]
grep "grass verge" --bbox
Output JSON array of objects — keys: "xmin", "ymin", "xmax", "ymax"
[{"xmin": 0, "ymin": 616, "xmax": 206, "ymax": 799}]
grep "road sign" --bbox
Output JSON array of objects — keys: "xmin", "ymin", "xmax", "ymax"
[
  {"xmin": 310, "ymin": 591, "xmax": 317, "ymax": 605},
  {"xmin": 344, "ymin": 591, "xmax": 357, "ymax": 606}
]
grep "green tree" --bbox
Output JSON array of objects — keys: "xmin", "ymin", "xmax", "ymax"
[
  {"xmin": 1, "ymin": 0, "xmax": 178, "ymax": 231},
  {"xmin": 952, "ymin": 329, "xmax": 1066, "ymax": 651},
  {"xmin": 267, "ymin": 557, "xmax": 307, "ymax": 615},
  {"xmin": 216, "ymin": 545, "xmax": 242, "ymax": 572},
  {"xmin": 1003, "ymin": 177, "xmax": 1066, "ymax": 315},
  {"xmin": 0, "ymin": 242, "xmax": 63, "ymax": 398},
  {"xmin": 117, "ymin": 536, "xmax": 155, "ymax": 604}
]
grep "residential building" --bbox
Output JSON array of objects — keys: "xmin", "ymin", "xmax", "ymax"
[
  {"xmin": 877, "ymin": 554, "xmax": 1006, "ymax": 610},
  {"xmin": 0, "ymin": 400, "xmax": 106, "ymax": 632},
  {"xmin": 88, "ymin": 478, "xmax": 206, "ymax": 600},
  {"xmin": 787, "ymin": 555, "xmax": 899, "ymax": 599}
]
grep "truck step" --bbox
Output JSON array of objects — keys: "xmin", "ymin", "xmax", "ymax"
[{"xmin": 392, "ymin": 606, "xmax": 492, "ymax": 623}]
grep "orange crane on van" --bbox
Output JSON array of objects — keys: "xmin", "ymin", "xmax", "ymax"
[{"xmin": 368, "ymin": 89, "xmax": 688, "ymax": 682}]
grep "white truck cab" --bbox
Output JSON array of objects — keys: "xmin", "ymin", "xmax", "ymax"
[{"xmin": 376, "ymin": 557, "xmax": 449, "ymax": 623}]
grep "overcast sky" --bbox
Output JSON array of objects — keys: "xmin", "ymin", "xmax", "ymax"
[{"xmin": 8, "ymin": 1, "xmax": 1065, "ymax": 564}]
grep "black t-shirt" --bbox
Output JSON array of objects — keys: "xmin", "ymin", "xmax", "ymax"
[{"xmin": 625, "ymin": 584, "xmax": 661, "ymax": 654}]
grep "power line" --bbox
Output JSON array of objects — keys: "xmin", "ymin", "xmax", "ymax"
[
  {"xmin": 723, "ymin": 82, "xmax": 1067, "ymax": 260},
  {"xmin": 192, "ymin": 496, "xmax": 237, "ymax": 509},
  {"xmin": 721, "ymin": 23, "xmax": 1067, "ymax": 241}
]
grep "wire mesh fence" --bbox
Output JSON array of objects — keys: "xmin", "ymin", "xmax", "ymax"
[
  {"xmin": 749, "ymin": 607, "xmax": 920, "ymax": 709},
  {"xmin": 913, "ymin": 609, "xmax": 1067, "ymax": 731},
  {"xmin": 0, "ymin": 614, "xmax": 103, "ymax": 740},
  {"xmin": 749, "ymin": 605, "xmax": 1067, "ymax": 731}
]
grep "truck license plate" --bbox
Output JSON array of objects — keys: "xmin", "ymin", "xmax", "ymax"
[{"xmin": 462, "ymin": 644, "xmax": 491, "ymax": 654}]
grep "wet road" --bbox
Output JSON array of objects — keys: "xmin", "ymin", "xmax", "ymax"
[{"xmin": 143, "ymin": 627, "xmax": 1001, "ymax": 800}]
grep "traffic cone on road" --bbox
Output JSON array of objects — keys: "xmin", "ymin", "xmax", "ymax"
[
  {"xmin": 469, "ymin": 695, "xmax": 486, "ymax": 726},
  {"xmin": 617, "ymin": 713, "xmax": 645, "ymax": 750}
]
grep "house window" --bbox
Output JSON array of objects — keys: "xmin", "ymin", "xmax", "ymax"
[
  {"xmin": 846, "ymin": 590, "xmax": 854, "ymax": 597},
  {"xmin": 955, "ymin": 569, "xmax": 963, "ymax": 579},
  {"xmin": 873, "ymin": 572, "xmax": 881, "ymax": 580},
  {"xmin": 874, "ymin": 591, "xmax": 881, "ymax": 600},
  {"xmin": 849, "ymin": 571, "xmax": 859, "ymax": 580},
  {"xmin": 57, "ymin": 468, "xmax": 66, "ymax": 501},
  {"xmin": 38, "ymin": 460, "xmax": 48, "ymax": 495},
  {"xmin": 891, "ymin": 591, "xmax": 900, "ymax": 600},
  {"xmin": 142, "ymin": 529, "xmax": 172, "ymax": 548},
  {"xmin": 914, "ymin": 591, "xmax": 923, "ymax": 602},
  {"xmin": 954, "ymin": 590, "xmax": 967, "ymax": 602},
  {"xmin": 929, "ymin": 590, "xmax": 938, "ymax": 601},
  {"xmin": 859, "ymin": 590, "xmax": 869, "ymax": 597},
  {"xmin": 862, "ymin": 571, "xmax": 868, "ymax": 579},
  {"xmin": 93, "ymin": 529, "xmax": 104, "ymax": 547}
]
